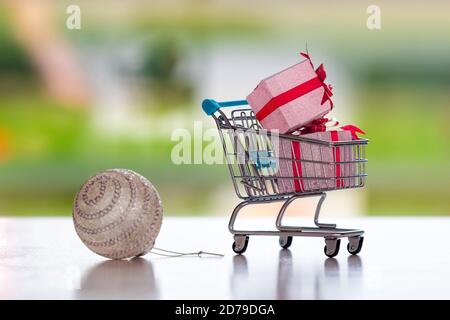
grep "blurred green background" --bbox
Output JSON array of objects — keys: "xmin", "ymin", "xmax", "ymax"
[{"xmin": 0, "ymin": 0, "xmax": 448, "ymax": 217}]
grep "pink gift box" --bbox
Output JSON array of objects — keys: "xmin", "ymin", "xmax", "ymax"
[
  {"xmin": 247, "ymin": 54, "xmax": 333, "ymax": 134},
  {"xmin": 276, "ymin": 130, "xmax": 356, "ymax": 194}
]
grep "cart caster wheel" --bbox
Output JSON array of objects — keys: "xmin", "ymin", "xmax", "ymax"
[
  {"xmin": 232, "ymin": 235, "xmax": 249, "ymax": 254},
  {"xmin": 324, "ymin": 238, "xmax": 341, "ymax": 258},
  {"xmin": 347, "ymin": 236, "xmax": 364, "ymax": 255},
  {"xmin": 279, "ymin": 235, "xmax": 293, "ymax": 249}
]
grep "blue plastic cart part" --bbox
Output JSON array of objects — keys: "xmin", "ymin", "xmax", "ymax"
[
  {"xmin": 202, "ymin": 99, "xmax": 248, "ymax": 116},
  {"xmin": 249, "ymin": 150, "xmax": 277, "ymax": 169}
]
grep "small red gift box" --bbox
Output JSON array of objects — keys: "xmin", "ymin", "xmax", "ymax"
[
  {"xmin": 247, "ymin": 53, "xmax": 333, "ymax": 134},
  {"xmin": 277, "ymin": 130, "xmax": 357, "ymax": 193}
]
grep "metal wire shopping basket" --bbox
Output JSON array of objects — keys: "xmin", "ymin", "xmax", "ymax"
[{"xmin": 202, "ymin": 99, "xmax": 368, "ymax": 257}]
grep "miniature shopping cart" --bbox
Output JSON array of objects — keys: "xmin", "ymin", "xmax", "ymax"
[{"xmin": 202, "ymin": 99, "xmax": 368, "ymax": 258}]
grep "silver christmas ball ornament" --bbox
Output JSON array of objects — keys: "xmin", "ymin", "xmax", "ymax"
[{"xmin": 72, "ymin": 169, "xmax": 163, "ymax": 259}]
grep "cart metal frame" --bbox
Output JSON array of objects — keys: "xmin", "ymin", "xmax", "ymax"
[{"xmin": 202, "ymin": 99, "xmax": 368, "ymax": 257}]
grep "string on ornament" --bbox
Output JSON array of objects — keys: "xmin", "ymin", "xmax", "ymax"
[{"xmin": 150, "ymin": 247, "xmax": 224, "ymax": 258}]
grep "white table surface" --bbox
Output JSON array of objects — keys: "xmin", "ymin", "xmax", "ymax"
[{"xmin": 0, "ymin": 216, "xmax": 449, "ymax": 300}]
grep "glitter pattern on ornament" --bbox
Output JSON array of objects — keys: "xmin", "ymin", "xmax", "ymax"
[{"xmin": 73, "ymin": 169, "xmax": 163, "ymax": 260}]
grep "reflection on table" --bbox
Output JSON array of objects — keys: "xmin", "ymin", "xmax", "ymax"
[{"xmin": 77, "ymin": 257, "xmax": 159, "ymax": 300}]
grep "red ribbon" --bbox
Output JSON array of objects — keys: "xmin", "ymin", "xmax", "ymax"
[
  {"xmin": 340, "ymin": 125, "xmax": 366, "ymax": 140},
  {"xmin": 331, "ymin": 131, "xmax": 342, "ymax": 188},
  {"xmin": 301, "ymin": 52, "xmax": 334, "ymax": 109},
  {"xmin": 255, "ymin": 52, "xmax": 333, "ymax": 122},
  {"xmin": 300, "ymin": 119, "xmax": 365, "ymax": 140},
  {"xmin": 299, "ymin": 117, "xmax": 337, "ymax": 134},
  {"xmin": 291, "ymin": 141, "xmax": 304, "ymax": 192}
]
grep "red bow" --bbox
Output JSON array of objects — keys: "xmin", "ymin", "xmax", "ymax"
[
  {"xmin": 300, "ymin": 118, "xmax": 365, "ymax": 140},
  {"xmin": 340, "ymin": 124, "xmax": 366, "ymax": 140},
  {"xmin": 299, "ymin": 117, "xmax": 337, "ymax": 134},
  {"xmin": 301, "ymin": 52, "xmax": 333, "ymax": 108}
]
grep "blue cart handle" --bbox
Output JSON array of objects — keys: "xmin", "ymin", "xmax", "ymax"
[{"xmin": 202, "ymin": 99, "xmax": 248, "ymax": 116}]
